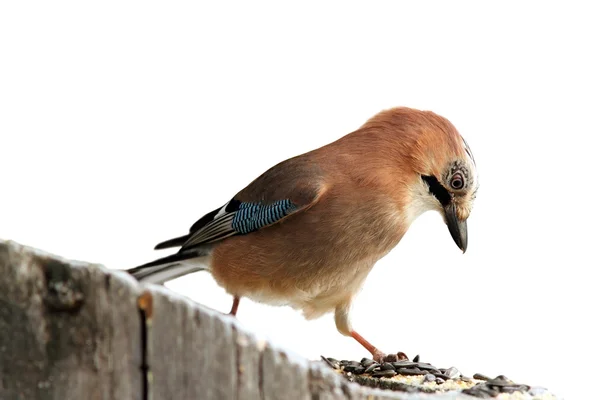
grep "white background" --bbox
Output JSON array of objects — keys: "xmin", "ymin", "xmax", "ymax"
[{"xmin": 1, "ymin": 2, "xmax": 599, "ymax": 399}]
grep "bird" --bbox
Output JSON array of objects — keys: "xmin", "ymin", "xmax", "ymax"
[{"xmin": 128, "ymin": 106, "xmax": 478, "ymax": 363}]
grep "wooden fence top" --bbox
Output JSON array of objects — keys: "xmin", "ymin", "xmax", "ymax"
[{"xmin": 0, "ymin": 240, "xmax": 556, "ymax": 400}]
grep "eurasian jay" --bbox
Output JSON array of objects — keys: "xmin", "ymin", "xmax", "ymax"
[{"xmin": 129, "ymin": 107, "xmax": 478, "ymax": 362}]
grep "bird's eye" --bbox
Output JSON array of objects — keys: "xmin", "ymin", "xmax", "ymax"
[{"xmin": 450, "ymin": 173, "xmax": 464, "ymax": 190}]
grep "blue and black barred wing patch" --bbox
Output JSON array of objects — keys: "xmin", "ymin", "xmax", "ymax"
[
  {"xmin": 232, "ymin": 200, "xmax": 297, "ymax": 234},
  {"xmin": 182, "ymin": 199, "xmax": 297, "ymax": 248}
]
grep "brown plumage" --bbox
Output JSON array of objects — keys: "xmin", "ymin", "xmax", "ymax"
[{"xmin": 129, "ymin": 106, "xmax": 478, "ymax": 362}]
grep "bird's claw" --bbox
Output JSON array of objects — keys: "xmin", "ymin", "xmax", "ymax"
[{"xmin": 372, "ymin": 350, "xmax": 408, "ymax": 364}]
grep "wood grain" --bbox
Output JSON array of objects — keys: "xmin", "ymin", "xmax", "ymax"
[{"xmin": 0, "ymin": 240, "xmax": 142, "ymax": 400}]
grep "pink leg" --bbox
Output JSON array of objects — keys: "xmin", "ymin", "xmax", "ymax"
[{"xmin": 229, "ymin": 296, "xmax": 240, "ymax": 316}]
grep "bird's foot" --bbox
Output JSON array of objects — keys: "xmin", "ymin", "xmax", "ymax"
[{"xmin": 372, "ymin": 350, "xmax": 409, "ymax": 364}]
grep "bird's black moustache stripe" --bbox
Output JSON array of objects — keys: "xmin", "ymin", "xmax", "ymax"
[{"xmin": 421, "ymin": 175, "xmax": 452, "ymax": 206}]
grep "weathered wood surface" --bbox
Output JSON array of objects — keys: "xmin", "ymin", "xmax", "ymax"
[
  {"xmin": 0, "ymin": 239, "xmax": 475, "ymax": 400},
  {"xmin": 0, "ymin": 240, "xmax": 142, "ymax": 400}
]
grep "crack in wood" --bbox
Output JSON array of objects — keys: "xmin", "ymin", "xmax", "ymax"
[{"xmin": 138, "ymin": 297, "xmax": 151, "ymax": 400}]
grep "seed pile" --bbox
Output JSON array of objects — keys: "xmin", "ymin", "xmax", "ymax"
[
  {"xmin": 463, "ymin": 374, "xmax": 531, "ymax": 398},
  {"xmin": 322, "ymin": 355, "xmax": 554, "ymax": 399}
]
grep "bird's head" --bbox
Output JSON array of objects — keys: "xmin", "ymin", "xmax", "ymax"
[
  {"xmin": 409, "ymin": 112, "xmax": 478, "ymax": 253},
  {"xmin": 362, "ymin": 107, "xmax": 478, "ymax": 253}
]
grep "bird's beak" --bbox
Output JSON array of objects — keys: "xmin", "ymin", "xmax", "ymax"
[{"xmin": 444, "ymin": 202, "xmax": 468, "ymax": 253}]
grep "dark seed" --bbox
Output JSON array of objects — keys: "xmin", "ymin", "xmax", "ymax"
[
  {"xmin": 342, "ymin": 365, "xmax": 357, "ymax": 372},
  {"xmin": 321, "ymin": 356, "xmax": 339, "ymax": 370},
  {"xmin": 392, "ymin": 361, "xmax": 417, "ymax": 369},
  {"xmin": 435, "ymin": 377, "xmax": 445, "ymax": 385},
  {"xmin": 371, "ymin": 369, "xmax": 397, "ymax": 378},
  {"xmin": 500, "ymin": 384, "xmax": 529, "ymax": 394},
  {"xmin": 473, "ymin": 373, "xmax": 491, "ymax": 381},
  {"xmin": 495, "ymin": 375, "xmax": 510, "ymax": 381},
  {"xmin": 365, "ymin": 363, "xmax": 380, "ymax": 374},
  {"xmin": 416, "ymin": 363, "xmax": 437, "ymax": 371},
  {"xmin": 381, "ymin": 362, "xmax": 395, "ymax": 371},
  {"xmin": 423, "ymin": 374, "xmax": 436, "ymax": 383},
  {"xmin": 361, "ymin": 358, "xmax": 376, "ymax": 367},
  {"xmin": 481, "ymin": 387, "xmax": 501, "ymax": 396},
  {"xmin": 434, "ymin": 373, "xmax": 450, "ymax": 381},
  {"xmin": 397, "ymin": 368, "xmax": 427, "ymax": 376},
  {"xmin": 487, "ymin": 378, "xmax": 514, "ymax": 387},
  {"xmin": 480, "ymin": 385, "xmax": 500, "ymax": 393},
  {"xmin": 353, "ymin": 367, "xmax": 365, "ymax": 375},
  {"xmin": 463, "ymin": 383, "xmax": 500, "ymax": 398},
  {"xmin": 412, "ymin": 354, "xmax": 420, "ymax": 362}
]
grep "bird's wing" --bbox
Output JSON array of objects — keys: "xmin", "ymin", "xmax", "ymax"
[
  {"xmin": 180, "ymin": 198, "xmax": 296, "ymax": 248},
  {"xmin": 156, "ymin": 157, "xmax": 326, "ymax": 252}
]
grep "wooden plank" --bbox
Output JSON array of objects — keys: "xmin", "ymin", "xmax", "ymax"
[
  {"xmin": 233, "ymin": 326, "xmax": 263, "ymax": 400},
  {"xmin": 261, "ymin": 343, "xmax": 310, "ymax": 400},
  {"xmin": 0, "ymin": 240, "xmax": 142, "ymax": 400},
  {"xmin": 142, "ymin": 285, "xmax": 238, "ymax": 400}
]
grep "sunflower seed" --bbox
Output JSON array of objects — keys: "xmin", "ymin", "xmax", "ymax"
[
  {"xmin": 487, "ymin": 378, "xmax": 514, "ymax": 387},
  {"xmin": 397, "ymin": 368, "xmax": 427, "ymax": 376},
  {"xmin": 321, "ymin": 356, "xmax": 339, "ymax": 369},
  {"xmin": 372, "ymin": 369, "xmax": 397, "ymax": 378},
  {"xmin": 381, "ymin": 362, "xmax": 395, "ymax": 371},
  {"xmin": 392, "ymin": 361, "xmax": 417, "ymax": 369},
  {"xmin": 500, "ymin": 384, "xmax": 530, "ymax": 394},
  {"xmin": 463, "ymin": 383, "xmax": 500, "ymax": 398},
  {"xmin": 473, "ymin": 373, "xmax": 491, "ymax": 381},
  {"xmin": 365, "ymin": 363, "xmax": 380, "ymax": 374},
  {"xmin": 416, "ymin": 363, "xmax": 437, "ymax": 371},
  {"xmin": 361, "ymin": 357, "xmax": 376, "ymax": 367},
  {"xmin": 342, "ymin": 364, "xmax": 358, "ymax": 373}
]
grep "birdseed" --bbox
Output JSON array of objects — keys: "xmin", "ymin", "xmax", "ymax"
[{"xmin": 321, "ymin": 354, "xmax": 557, "ymax": 399}]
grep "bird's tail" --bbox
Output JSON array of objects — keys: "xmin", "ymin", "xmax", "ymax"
[{"xmin": 127, "ymin": 251, "xmax": 209, "ymax": 285}]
